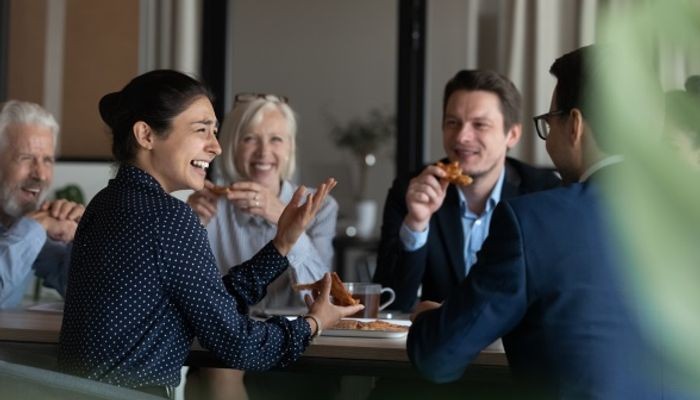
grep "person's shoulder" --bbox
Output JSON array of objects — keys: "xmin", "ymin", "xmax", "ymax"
[
  {"xmin": 505, "ymin": 157, "xmax": 561, "ymax": 191},
  {"xmin": 163, "ymin": 193, "xmax": 202, "ymax": 224},
  {"xmin": 128, "ymin": 188, "xmax": 203, "ymax": 236},
  {"xmin": 0, "ymin": 217, "xmax": 46, "ymax": 248},
  {"xmin": 9, "ymin": 216, "xmax": 44, "ymax": 235},
  {"xmin": 505, "ymin": 157, "xmax": 558, "ymax": 180},
  {"xmin": 504, "ymin": 181, "xmax": 592, "ymax": 214},
  {"xmin": 154, "ymin": 202, "xmax": 205, "ymax": 250}
]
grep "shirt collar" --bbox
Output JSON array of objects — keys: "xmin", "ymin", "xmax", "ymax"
[
  {"xmin": 579, "ymin": 155, "xmax": 625, "ymax": 182},
  {"xmin": 457, "ymin": 167, "xmax": 506, "ymax": 217}
]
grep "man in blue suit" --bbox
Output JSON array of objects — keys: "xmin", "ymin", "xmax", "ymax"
[{"xmin": 408, "ymin": 46, "xmax": 676, "ymax": 398}]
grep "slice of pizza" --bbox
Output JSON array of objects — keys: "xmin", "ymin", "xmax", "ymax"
[
  {"xmin": 293, "ymin": 272, "xmax": 360, "ymax": 306},
  {"xmin": 436, "ymin": 161, "xmax": 473, "ymax": 186},
  {"xmin": 209, "ymin": 185, "xmax": 231, "ymax": 196}
]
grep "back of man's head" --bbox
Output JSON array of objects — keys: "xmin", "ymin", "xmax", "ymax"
[
  {"xmin": 0, "ymin": 100, "xmax": 59, "ymax": 153},
  {"xmin": 550, "ymin": 45, "xmax": 619, "ymax": 153},
  {"xmin": 550, "ymin": 47, "xmax": 587, "ymax": 109},
  {"xmin": 443, "ymin": 69, "xmax": 522, "ymax": 131},
  {"xmin": 550, "ymin": 45, "xmax": 662, "ymax": 154}
]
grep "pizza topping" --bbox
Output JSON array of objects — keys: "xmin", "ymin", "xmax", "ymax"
[
  {"xmin": 436, "ymin": 161, "xmax": 473, "ymax": 186},
  {"xmin": 209, "ymin": 185, "xmax": 230, "ymax": 196}
]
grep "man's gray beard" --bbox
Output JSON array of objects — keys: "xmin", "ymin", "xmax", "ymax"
[{"xmin": 0, "ymin": 186, "xmax": 45, "ymax": 221}]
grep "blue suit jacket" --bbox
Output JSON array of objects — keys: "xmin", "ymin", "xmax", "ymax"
[{"xmin": 407, "ymin": 172, "xmax": 676, "ymax": 398}]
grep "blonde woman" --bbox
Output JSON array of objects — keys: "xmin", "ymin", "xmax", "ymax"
[{"xmin": 186, "ymin": 93, "xmax": 339, "ymax": 399}]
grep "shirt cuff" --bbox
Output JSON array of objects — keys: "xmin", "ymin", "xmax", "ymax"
[
  {"xmin": 286, "ymin": 233, "xmax": 311, "ymax": 266},
  {"xmin": 10, "ymin": 217, "xmax": 48, "ymax": 248},
  {"xmin": 399, "ymin": 222, "xmax": 428, "ymax": 252}
]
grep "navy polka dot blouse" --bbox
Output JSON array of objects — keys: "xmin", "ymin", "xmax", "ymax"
[{"xmin": 58, "ymin": 165, "xmax": 312, "ymax": 389}]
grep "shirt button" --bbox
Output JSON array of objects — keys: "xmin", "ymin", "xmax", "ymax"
[{"xmin": 474, "ymin": 220, "xmax": 481, "ymax": 225}]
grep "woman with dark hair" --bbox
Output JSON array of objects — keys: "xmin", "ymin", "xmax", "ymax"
[{"xmin": 57, "ymin": 70, "xmax": 362, "ymax": 398}]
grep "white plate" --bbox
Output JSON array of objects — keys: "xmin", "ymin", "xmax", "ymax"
[{"xmin": 323, "ymin": 318, "xmax": 411, "ymax": 338}]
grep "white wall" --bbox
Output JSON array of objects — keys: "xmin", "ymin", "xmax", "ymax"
[
  {"xmin": 50, "ymin": 161, "xmax": 116, "ymax": 203},
  {"xmin": 426, "ymin": 0, "xmax": 506, "ymax": 164},
  {"xmin": 425, "ymin": 0, "xmax": 474, "ymax": 164},
  {"xmin": 50, "ymin": 161, "xmax": 191, "ymax": 204}
]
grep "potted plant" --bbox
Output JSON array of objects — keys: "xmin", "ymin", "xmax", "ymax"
[{"xmin": 331, "ymin": 108, "xmax": 395, "ymax": 237}]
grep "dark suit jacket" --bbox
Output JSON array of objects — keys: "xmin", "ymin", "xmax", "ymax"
[
  {"xmin": 407, "ymin": 170, "xmax": 675, "ymax": 398},
  {"xmin": 374, "ymin": 157, "xmax": 560, "ymax": 311}
]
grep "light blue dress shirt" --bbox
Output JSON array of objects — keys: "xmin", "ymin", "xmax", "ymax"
[
  {"xmin": 0, "ymin": 217, "xmax": 70, "ymax": 308},
  {"xmin": 399, "ymin": 169, "xmax": 506, "ymax": 276}
]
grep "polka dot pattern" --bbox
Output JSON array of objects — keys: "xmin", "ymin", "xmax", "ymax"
[{"xmin": 58, "ymin": 165, "xmax": 312, "ymax": 389}]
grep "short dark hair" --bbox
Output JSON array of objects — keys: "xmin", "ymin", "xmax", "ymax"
[
  {"xmin": 443, "ymin": 69, "xmax": 522, "ymax": 131},
  {"xmin": 99, "ymin": 69, "xmax": 213, "ymax": 163},
  {"xmin": 550, "ymin": 45, "xmax": 624, "ymax": 153},
  {"xmin": 549, "ymin": 46, "xmax": 594, "ymax": 119}
]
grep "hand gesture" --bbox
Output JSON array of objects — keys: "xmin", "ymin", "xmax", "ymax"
[
  {"xmin": 404, "ymin": 165, "xmax": 449, "ymax": 232},
  {"xmin": 40, "ymin": 199, "xmax": 85, "ymax": 223},
  {"xmin": 304, "ymin": 273, "xmax": 365, "ymax": 334},
  {"xmin": 227, "ymin": 181, "xmax": 285, "ymax": 224},
  {"xmin": 29, "ymin": 210, "xmax": 79, "ymax": 242},
  {"xmin": 187, "ymin": 180, "xmax": 220, "ymax": 225},
  {"xmin": 272, "ymin": 178, "xmax": 336, "ymax": 256}
]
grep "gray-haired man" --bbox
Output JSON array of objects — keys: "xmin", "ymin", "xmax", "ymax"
[{"xmin": 0, "ymin": 100, "xmax": 84, "ymax": 308}]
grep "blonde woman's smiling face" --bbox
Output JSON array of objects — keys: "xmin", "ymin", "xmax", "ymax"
[{"xmin": 234, "ymin": 107, "xmax": 292, "ymax": 189}]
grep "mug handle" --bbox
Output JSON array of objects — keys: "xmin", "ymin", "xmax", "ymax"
[{"xmin": 378, "ymin": 287, "xmax": 396, "ymax": 311}]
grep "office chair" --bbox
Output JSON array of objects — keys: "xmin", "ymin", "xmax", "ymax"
[{"xmin": 0, "ymin": 360, "xmax": 164, "ymax": 400}]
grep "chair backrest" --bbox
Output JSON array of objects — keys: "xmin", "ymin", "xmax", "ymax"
[{"xmin": 0, "ymin": 360, "xmax": 164, "ymax": 400}]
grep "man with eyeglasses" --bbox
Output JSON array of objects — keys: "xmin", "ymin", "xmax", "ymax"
[
  {"xmin": 374, "ymin": 69, "xmax": 560, "ymax": 312},
  {"xmin": 407, "ymin": 45, "xmax": 675, "ymax": 398}
]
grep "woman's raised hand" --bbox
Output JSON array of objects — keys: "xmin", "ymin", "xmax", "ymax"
[
  {"xmin": 187, "ymin": 180, "xmax": 220, "ymax": 226},
  {"xmin": 272, "ymin": 177, "xmax": 337, "ymax": 255},
  {"xmin": 227, "ymin": 181, "xmax": 285, "ymax": 224},
  {"xmin": 303, "ymin": 273, "xmax": 365, "ymax": 335}
]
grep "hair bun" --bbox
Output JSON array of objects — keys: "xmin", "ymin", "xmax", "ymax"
[{"xmin": 98, "ymin": 91, "xmax": 125, "ymax": 130}]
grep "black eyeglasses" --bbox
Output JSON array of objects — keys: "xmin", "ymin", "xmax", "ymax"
[
  {"xmin": 532, "ymin": 110, "xmax": 567, "ymax": 140},
  {"xmin": 234, "ymin": 92, "xmax": 289, "ymax": 104}
]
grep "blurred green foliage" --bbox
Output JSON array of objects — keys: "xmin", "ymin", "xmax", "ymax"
[
  {"xmin": 331, "ymin": 108, "xmax": 395, "ymax": 160},
  {"xmin": 596, "ymin": 0, "xmax": 700, "ymax": 391},
  {"xmin": 54, "ymin": 184, "xmax": 84, "ymax": 205}
]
